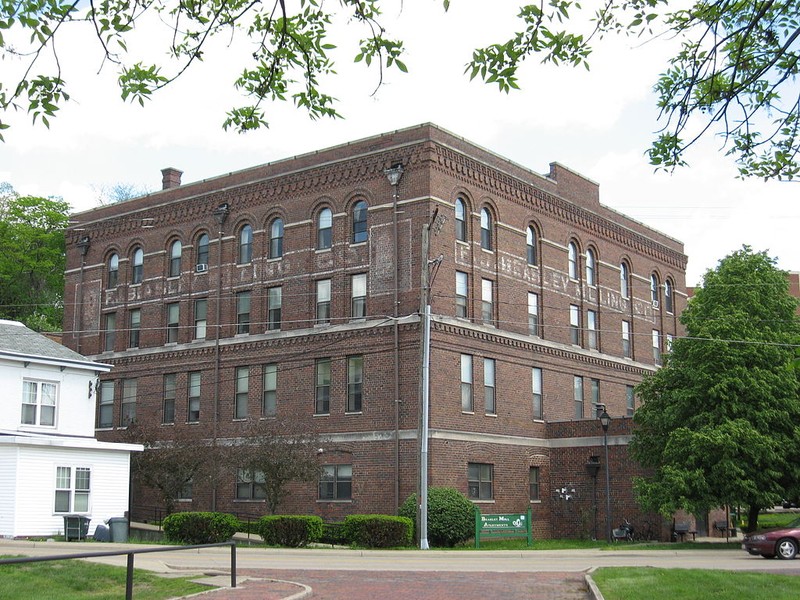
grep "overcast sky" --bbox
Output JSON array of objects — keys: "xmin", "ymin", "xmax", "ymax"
[{"xmin": 1, "ymin": 3, "xmax": 796, "ymax": 286}]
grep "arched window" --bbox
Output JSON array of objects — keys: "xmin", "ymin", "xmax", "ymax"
[
  {"xmin": 238, "ymin": 224, "xmax": 253, "ymax": 264},
  {"xmin": 169, "ymin": 240, "xmax": 182, "ymax": 277},
  {"xmin": 620, "ymin": 262, "xmax": 630, "ymax": 299},
  {"xmin": 132, "ymin": 247, "xmax": 144, "ymax": 284},
  {"xmin": 196, "ymin": 233, "xmax": 209, "ymax": 268},
  {"xmin": 568, "ymin": 242, "xmax": 579, "ymax": 280},
  {"xmin": 650, "ymin": 274, "xmax": 660, "ymax": 306},
  {"xmin": 586, "ymin": 248, "xmax": 596, "ymax": 287},
  {"xmin": 269, "ymin": 218, "xmax": 284, "ymax": 259},
  {"xmin": 664, "ymin": 279, "xmax": 674, "ymax": 314},
  {"xmin": 526, "ymin": 226, "xmax": 537, "ymax": 266},
  {"xmin": 318, "ymin": 207, "xmax": 332, "ymax": 249},
  {"xmin": 455, "ymin": 198, "xmax": 467, "ymax": 242},
  {"xmin": 107, "ymin": 253, "xmax": 119, "ymax": 288},
  {"xmin": 352, "ymin": 200, "xmax": 368, "ymax": 244},
  {"xmin": 480, "ymin": 207, "xmax": 492, "ymax": 250}
]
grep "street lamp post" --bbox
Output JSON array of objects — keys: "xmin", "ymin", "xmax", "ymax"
[{"xmin": 599, "ymin": 408, "xmax": 612, "ymax": 542}]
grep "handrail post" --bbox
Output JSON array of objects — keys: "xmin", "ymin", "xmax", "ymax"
[
  {"xmin": 125, "ymin": 553, "xmax": 134, "ymax": 600},
  {"xmin": 230, "ymin": 543, "xmax": 237, "ymax": 588}
]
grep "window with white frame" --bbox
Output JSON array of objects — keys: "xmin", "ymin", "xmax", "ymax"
[
  {"xmin": 591, "ymin": 378, "xmax": 600, "ymax": 416},
  {"xmin": 347, "ymin": 355, "xmax": 363, "ymax": 413},
  {"xmin": 269, "ymin": 218, "xmax": 284, "ymax": 259},
  {"xmin": 97, "ymin": 380, "xmax": 114, "ymax": 428},
  {"xmin": 236, "ymin": 291, "xmax": 251, "ymax": 334},
  {"xmin": 318, "ymin": 208, "xmax": 333, "ymax": 250},
  {"xmin": 107, "ymin": 253, "xmax": 119, "ymax": 288},
  {"xmin": 128, "ymin": 308, "xmax": 141, "ymax": 348},
  {"xmin": 455, "ymin": 198, "xmax": 467, "ymax": 242},
  {"xmin": 569, "ymin": 304, "xmax": 581, "ymax": 345},
  {"xmin": 188, "ymin": 371, "xmax": 201, "ymax": 422},
  {"xmin": 665, "ymin": 279, "xmax": 674, "ymax": 313},
  {"xmin": 104, "ymin": 312, "xmax": 116, "ymax": 352},
  {"xmin": 461, "ymin": 354, "xmax": 473, "ymax": 412},
  {"xmin": 480, "ymin": 208, "xmax": 492, "ymax": 250},
  {"xmin": 532, "ymin": 367, "xmax": 543, "ymax": 420},
  {"xmin": 574, "ymin": 375, "xmax": 584, "ymax": 419},
  {"xmin": 132, "ymin": 247, "xmax": 144, "ymax": 284},
  {"xmin": 351, "ymin": 273, "xmax": 367, "ymax": 320},
  {"xmin": 528, "ymin": 292, "xmax": 539, "ymax": 336},
  {"xmin": 586, "ymin": 248, "xmax": 596, "ymax": 286},
  {"xmin": 529, "ymin": 466, "xmax": 541, "ymax": 501},
  {"xmin": 169, "ymin": 240, "xmax": 182, "ymax": 277},
  {"xmin": 626, "ymin": 385, "xmax": 635, "ymax": 416},
  {"xmin": 194, "ymin": 298, "xmax": 207, "ymax": 340},
  {"xmin": 568, "ymin": 242, "xmax": 579, "ymax": 279},
  {"xmin": 163, "ymin": 373, "xmax": 176, "ymax": 424},
  {"xmin": 316, "ymin": 279, "xmax": 331, "ymax": 324},
  {"xmin": 21, "ymin": 380, "xmax": 57, "ymax": 426},
  {"xmin": 166, "ymin": 302, "xmax": 180, "ymax": 343},
  {"xmin": 196, "ymin": 233, "xmax": 209, "ymax": 268},
  {"xmin": 481, "ymin": 278, "xmax": 494, "ymax": 325},
  {"xmin": 620, "ymin": 262, "xmax": 630, "ymax": 298},
  {"xmin": 315, "ymin": 358, "xmax": 331, "ymax": 414},
  {"xmin": 587, "ymin": 309, "xmax": 598, "ymax": 350},
  {"xmin": 652, "ymin": 329, "xmax": 661, "ymax": 364},
  {"xmin": 120, "ymin": 378, "xmax": 137, "ymax": 426},
  {"xmin": 526, "ymin": 226, "xmax": 537, "ymax": 266},
  {"xmin": 650, "ymin": 273, "xmax": 660, "ymax": 306},
  {"xmin": 236, "ymin": 468, "xmax": 265, "ymax": 500},
  {"xmin": 468, "ymin": 462, "xmax": 493, "ymax": 500},
  {"xmin": 238, "ymin": 224, "xmax": 253, "ymax": 264},
  {"xmin": 267, "ymin": 286, "xmax": 282, "ymax": 330},
  {"xmin": 54, "ymin": 466, "xmax": 90, "ymax": 513},
  {"xmin": 235, "ymin": 366, "xmax": 249, "ymax": 419},
  {"xmin": 319, "ymin": 464, "xmax": 352, "ymax": 500},
  {"xmin": 262, "ymin": 363, "xmax": 277, "ymax": 417},
  {"xmin": 455, "ymin": 271, "xmax": 468, "ymax": 318},
  {"xmin": 622, "ymin": 320, "xmax": 632, "ymax": 358},
  {"xmin": 484, "ymin": 358, "xmax": 496, "ymax": 415},
  {"xmin": 352, "ymin": 200, "xmax": 368, "ymax": 244}
]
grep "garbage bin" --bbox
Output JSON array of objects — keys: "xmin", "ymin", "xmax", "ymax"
[
  {"xmin": 63, "ymin": 515, "xmax": 90, "ymax": 541},
  {"xmin": 107, "ymin": 517, "xmax": 129, "ymax": 543},
  {"xmin": 93, "ymin": 523, "xmax": 110, "ymax": 542}
]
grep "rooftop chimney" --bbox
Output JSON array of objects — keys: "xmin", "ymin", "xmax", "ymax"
[{"xmin": 161, "ymin": 167, "xmax": 183, "ymax": 190}]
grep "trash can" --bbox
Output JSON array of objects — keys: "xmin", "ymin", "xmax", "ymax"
[
  {"xmin": 107, "ymin": 517, "xmax": 129, "ymax": 543},
  {"xmin": 63, "ymin": 515, "xmax": 90, "ymax": 541},
  {"xmin": 93, "ymin": 523, "xmax": 110, "ymax": 542}
]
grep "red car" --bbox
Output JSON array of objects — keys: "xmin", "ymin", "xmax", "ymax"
[{"xmin": 742, "ymin": 518, "xmax": 800, "ymax": 559}]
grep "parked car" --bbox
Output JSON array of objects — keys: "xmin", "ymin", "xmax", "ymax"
[{"xmin": 742, "ymin": 518, "xmax": 800, "ymax": 559}]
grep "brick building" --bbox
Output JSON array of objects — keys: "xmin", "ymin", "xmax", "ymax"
[{"xmin": 63, "ymin": 124, "xmax": 687, "ymax": 540}]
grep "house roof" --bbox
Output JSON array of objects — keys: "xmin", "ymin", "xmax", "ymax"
[{"xmin": 0, "ymin": 319, "xmax": 110, "ymax": 371}]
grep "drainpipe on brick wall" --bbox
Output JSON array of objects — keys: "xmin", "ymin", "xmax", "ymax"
[
  {"xmin": 211, "ymin": 203, "xmax": 230, "ymax": 512},
  {"xmin": 75, "ymin": 236, "xmax": 91, "ymax": 354}
]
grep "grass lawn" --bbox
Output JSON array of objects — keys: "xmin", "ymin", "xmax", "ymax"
[
  {"xmin": 0, "ymin": 556, "xmax": 212, "ymax": 600},
  {"xmin": 592, "ymin": 567, "xmax": 800, "ymax": 600}
]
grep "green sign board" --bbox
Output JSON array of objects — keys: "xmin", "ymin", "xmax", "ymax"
[{"xmin": 474, "ymin": 508, "xmax": 532, "ymax": 547}]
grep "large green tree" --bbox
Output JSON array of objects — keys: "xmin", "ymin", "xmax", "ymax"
[
  {"xmin": 0, "ymin": 188, "xmax": 69, "ymax": 332},
  {"xmin": 630, "ymin": 247, "xmax": 800, "ymax": 531},
  {"xmin": 2, "ymin": 1, "xmax": 799, "ymax": 179}
]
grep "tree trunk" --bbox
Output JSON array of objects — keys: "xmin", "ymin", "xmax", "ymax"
[{"xmin": 746, "ymin": 504, "xmax": 761, "ymax": 533}]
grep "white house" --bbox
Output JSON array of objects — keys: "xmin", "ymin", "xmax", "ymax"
[{"xmin": 0, "ymin": 319, "xmax": 142, "ymax": 538}]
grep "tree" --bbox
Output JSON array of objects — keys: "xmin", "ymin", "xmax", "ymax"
[
  {"xmin": 3, "ymin": 3, "xmax": 799, "ymax": 180},
  {"xmin": 630, "ymin": 247, "xmax": 800, "ymax": 531},
  {"xmin": 0, "ymin": 189, "xmax": 69, "ymax": 331}
]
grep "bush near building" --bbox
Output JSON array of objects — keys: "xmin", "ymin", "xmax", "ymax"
[
  {"xmin": 343, "ymin": 514, "xmax": 413, "ymax": 548},
  {"xmin": 399, "ymin": 487, "xmax": 474, "ymax": 547},
  {"xmin": 256, "ymin": 515, "xmax": 323, "ymax": 547},
  {"xmin": 162, "ymin": 512, "xmax": 239, "ymax": 544}
]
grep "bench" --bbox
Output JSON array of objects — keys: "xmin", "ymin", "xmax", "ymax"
[
  {"xmin": 714, "ymin": 520, "xmax": 736, "ymax": 537},
  {"xmin": 673, "ymin": 522, "xmax": 697, "ymax": 542}
]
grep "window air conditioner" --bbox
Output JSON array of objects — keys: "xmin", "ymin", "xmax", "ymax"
[
  {"xmin": 652, "ymin": 300, "xmax": 659, "ymax": 309},
  {"xmin": 196, "ymin": 263, "xmax": 209, "ymax": 273}
]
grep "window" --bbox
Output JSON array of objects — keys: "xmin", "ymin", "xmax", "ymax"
[
  {"xmin": 455, "ymin": 271, "xmax": 468, "ymax": 318},
  {"xmin": 235, "ymin": 366, "xmax": 249, "ymax": 419},
  {"xmin": 169, "ymin": 240, "xmax": 182, "ymax": 277},
  {"xmin": 166, "ymin": 302, "xmax": 180, "ymax": 343},
  {"xmin": 665, "ymin": 279, "xmax": 674, "ymax": 314},
  {"xmin": 128, "ymin": 309, "xmax": 141, "ymax": 348},
  {"xmin": 319, "ymin": 464, "xmax": 352, "ymax": 500},
  {"xmin": 529, "ymin": 466, "xmax": 541, "ymax": 501},
  {"xmin": 194, "ymin": 299, "xmax": 207, "ymax": 340},
  {"xmin": 532, "ymin": 368, "xmax": 543, "ymax": 420},
  {"xmin": 196, "ymin": 233, "xmax": 209, "ymax": 268},
  {"xmin": 315, "ymin": 358, "xmax": 331, "ymax": 414},
  {"xmin": 120, "ymin": 378, "xmax": 137, "ymax": 426},
  {"xmin": 622, "ymin": 320, "xmax": 632, "ymax": 358},
  {"xmin": 347, "ymin": 355, "xmax": 363, "ymax": 412},
  {"xmin": 528, "ymin": 292, "xmax": 539, "ymax": 336},
  {"xmin": 481, "ymin": 278, "xmax": 494, "ymax": 325},
  {"xmin": 262, "ymin": 363, "xmax": 277, "ymax": 417},
  {"xmin": 526, "ymin": 226, "xmax": 537, "ymax": 266},
  {"xmin": 451, "ymin": 198, "xmax": 466, "ymax": 242},
  {"xmin": 352, "ymin": 200, "xmax": 368, "ymax": 243},
  {"xmin": 480, "ymin": 208, "xmax": 492, "ymax": 250},
  {"xmin": 97, "ymin": 381, "xmax": 114, "ymax": 428},
  {"xmin": 586, "ymin": 249, "xmax": 596, "ymax": 286},
  {"xmin": 620, "ymin": 262, "xmax": 630, "ymax": 298},
  {"xmin": 267, "ymin": 286, "xmax": 282, "ymax": 330},
  {"xmin": 316, "ymin": 279, "xmax": 331, "ymax": 324},
  {"xmin": 163, "ymin": 373, "xmax": 176, "ymax": 424},
  {"xmin": 591, "ymin": 378, "xmax": 600, "ymax": 416},
  {"xmin": 351, "ymin": 273, "xmax": 367, "ymax": 320},
  {"xmin": 650, "ymin": 274, "xmax": 660, "ymax": 305},
  {"xmin": 238, "ymin": 224, "xmax": 253, "ymax": 264},
  {"xmin": 587, "ymin": 309, "xmax": 598, "ymax": 350},
  {"xmin": 652, "ymin": 329, "xmax": 661, "ymax": 364},
  {"xmin": 318, "ymin": 207, "xmax": 332, "ymax": 249},
  {"xmin": 269, "ymin": 218, "xmax": 284, "ymax": 259},
  {"xmin": 55, "ymin": 467, "xmax": 90, "ymax": 513},
  {"xmin": 107, "ymin": 254, "xmax": 119, "ymax": 288},
  {"xmin": 175, "ymin": 480, "xmax": 193, "ymax": 501},
  {"xmin": 574, "ymin": 376, "xmax": 584, "ymax": 419},
  {"xmin": 461, "ymin": 354, "xmax": 473, "ymax": 412},
  {"xmin": 626, "ymin": 385, "xmax": 635, "ymax": 416},
  {"xmin": 188, "ymin": 372, "xmax": 201, "ymax": 422},
  {"xmin": 568, "ymin": 242, "xmax": 578, "ymax": 279},
  {"xmin": 132, "ymin": 247, "xmax": 143, "ymax": 284},
  {"xmin": 468, "ymin": 463, "xmax": 493, "ymax": 500},
  {"xmin": 666, "ymin": 333, "xmax": 674, "ymax": 353},
  {"xmin": 236, "ymin": 291, "xmax": 251, "ymax": 334},
  {"xmin": 484, "ymin": 358, "xmax": 496, "ymax": 415},
  {"xmin": 104, "ymin": 312, "xmax": 116, "ymax": 352},
  {"xmin": 569, "ymin": 304, "xmax": 581, "ymax": 345},
  {"xmin": 236, "ymin": 468, "xmax": 265, "ymax": 500},
  {"xmin": 21, "ymin": 380, "xmax": 56, "ymax": 426}
]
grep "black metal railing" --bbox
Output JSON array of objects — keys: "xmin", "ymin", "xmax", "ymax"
[{"xmin": 0, "ymin": 541, "xmax": 236, "ymax": 600}]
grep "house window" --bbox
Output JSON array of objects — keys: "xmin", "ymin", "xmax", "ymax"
[
  {"xmin": 169, "ymin": 240, "xmax": 182, "ymax": 278},
  {"xmin": 269, "ymin": 218, "xmax": 284, "ymax": 259},
  {"xmin": 352, "ymin": 200, "xmax": 368, "ymax": 243},
  {"xmin": 455, "ymin": 198, "xmax": 467, "ymax": 242},
  {"xmin": 315, "ymin": 358, "xmax": 331, "ymax": 414},
  {"xmin": 480, "ymin": 207, "xmax": 492, "ymax": 250},
  {"xmin": 568, "ymin": 242, "xmax": 579, "ymax": 280},
  {"xmin": 622, "ymin": 320, "xmax": 632, "ymax": 358},
  {"xmin": 317, "ymin": 207, "xmax": 332, "ymax": 250},
  {"xmin": 651, "ymin": 273, "xmax": 660, "ymax": 306},
  {"xmin": 529, "ymin": 466, "xmax": 540, "ymax": 501},
  {"xmin": 526, "ymin": 226, "xmax": 537, "ymax": 266},
  {"xmin": 461, "ymin": 354, "xmax": 473, "ymax": 412},
  {"xmin": 163, "ymin": 373, "xmax": 176, "ymax": 424},
  {"xmin": 587, "ymin": 309, "xmax": 598, "ymax": 350},
  {"xmin": 666, "ymin": 333, "xmax": 674, "ymax": 353},
  {"xmin": 128, "ymin": 309, "xmax": 141, "ymax": 348},
  {"xmin": 591, "ymin": 378, "xmax": 600, "ymax": 416},
  {"xmin": 54, "ymin": 466, "xmax": 90, "ymax": 513},
  {"xmin": 267, "ymin": 286, "xmax": 282, "ymax": 330},
  {"xmin": 196, "ymin": 233, "xmax": 209, "ymax": 268},
  {"xmin": 347, "ymin": 355, "xmax": 363, "ymax": 413},
  {"xmin": 653, "ymin": 329, "xmax": 661, "ymax": 364},
  {"xmin": 586, "ymin": 249, "xmax": 596, "ymax": 287},
  {"xmin": 316, "ymin": 279, "xmax": 331, "ymax": 324},
  {"xmin": 236, "ymin": 291, "xmax": 251, "ymax": 334},
  {"xmin": 97, "ymin": 381, "xmax": 114, "ymax": 428},
  {"xmin": 166, "ymin": 302, "xmax": 180, "ymax": 343},
  {"xmin": 527, "ymin": 292, "xmax": 539, "ymax": 336},
  {"xmin": 236, "ymin": 468, "xmax": 265, "ymax": 500},
  {"xmin": 620, "ymin": 262, "xmax": 630, "ymax": 298},
  {"xmin": 319, "ymin": 464, "xmax": 352, "ymax": 500},
  {"xmin": 132, "ymin": 247, "xmax": 143, "ymax": 284},
  {"xmin": 194, "ymin": 298, "xmax": 207, "ymax": 340},
  {"xmin": 481, "ymin": 278, "xmax": 494, "ymax": 326},
  {"xmin": 262, "ymin": 363, "xmax": 277, "ymax": 417},
  {"xmin": 626, "ymin": 385, "xmax": 635, "ymax": 416},
  {"xmin": 532, "ymin": 367, "xmax": 543, "ymax": 420},
  {"xmin": 569, "ymin": 304, "xmax": 581, "ymax": 345},
  {"xmin": 235, "ymin": 366, "xmax": 249, "ymax": 419},
  {"xmin": 120, "ymin": 378, "xmax": 137, "ymax": 426},
  {"xmin": 351, "ymin": 273, "xmax": 367, "ymax": 320},
  {"xmin": 104, "ymin": 312, "xmax": 116, "ymax": 352},
  {"xmin": 468, "ymin": 463, "xmax": 493, "ymax": 500},
  {"xmin": 238, "ymin": 224, "xmax": 253, "ymax": 264},
  {"xmin": 574, "ymin": 375, "xmax": 584, "ymax": 419},
  {"xmin": 175, "ymin": 480, "xmax": 193, "ymax": 501},
  {"xmin": 484, "ymin": 358, "xmax": 496, "ymax": 415},
  {"xmin": 107, "ymin": 253, "xmax": 119, "ymax": 288},
  {"xmin": 665, "ymin": 279, "xmax": 674, "ymax": 313},
  {"xmin": 188, "ymin": 371, "xmax": 201, "ymax": 422},
  {"xmin": 21, "ymin": 380, "xmax": 57, "ymax": 426},
  {"xmin": 455, "ymin": 271, "xmax": 468, "ymax": 318}
]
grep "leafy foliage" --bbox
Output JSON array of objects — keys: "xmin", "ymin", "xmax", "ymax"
[
  {"xmin": 399, "ymin": 487, "xmax": 474, "ymax": 547},
  {"xmin": 256, "ymin": 515, "xmax": 323, "ymax": 547},
  {"xmin": 162, "ymin": 511, "xmax": 239, "ymax": 544},
  {"xmin": 342, "ymin": 514, "xmax": 413, "ymax": 548}
]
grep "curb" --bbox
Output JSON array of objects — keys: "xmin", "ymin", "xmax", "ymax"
[{"xmin": 584, "ymin": 568, "xmax": 604, "ymax": 600}]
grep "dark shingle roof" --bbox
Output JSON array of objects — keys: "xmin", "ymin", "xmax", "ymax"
[{"xmin": 0, "ymin": 319, "xmax": 92, "ymax": 363}]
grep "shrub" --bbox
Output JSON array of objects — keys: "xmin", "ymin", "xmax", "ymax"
[
  {"xmin": 342, "ymin": 515, "xmax": 413, "ymax": 548},
  {"xmin": 399, "ymin": 487, "xmax": 474, "ymax": 547},
  {"xmin": 162, "ymin": 512, "xmax": 239, "ymax": 545},
  {"xmin": 256, "ymin": 515, "xmax": 323, "ymax": 547}
]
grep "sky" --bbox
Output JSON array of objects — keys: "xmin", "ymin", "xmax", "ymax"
[{"xmin": 1, "ymin": 2, "xmax": 797, "ymax": 286}]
